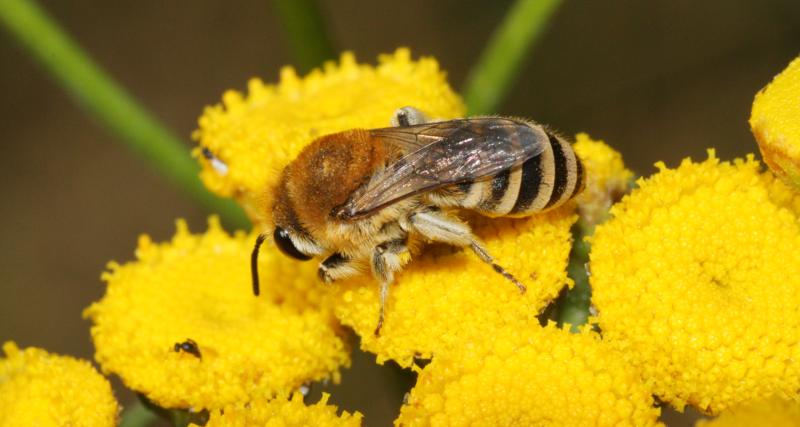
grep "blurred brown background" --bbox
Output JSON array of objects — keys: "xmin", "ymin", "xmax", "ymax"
[{"xmin": 0, "ymin": 1, "xmax": 798, "ymax": 425}]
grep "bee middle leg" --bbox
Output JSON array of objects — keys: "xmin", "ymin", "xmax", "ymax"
[
  {"xmin": 370, "ymin": 239, "xmax": 408, "ymax": 336},
  {"xmin": 407, "ymin": 209, "xmax": 527, "ymax": 293}
]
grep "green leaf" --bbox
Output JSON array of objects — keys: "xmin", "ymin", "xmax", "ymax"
[
  {"xmin": 0, "ymin": 0, "xmax": 249, "ymax": 230},
  {"xmin": 463, "ymin": 0, "xmax": 563, "ymax": 115},
  {"xmin": 271, "ymin": 0, "xmax": 337, "ymax": 72}
]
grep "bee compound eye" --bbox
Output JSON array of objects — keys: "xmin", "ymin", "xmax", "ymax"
[{"xmin": 273, "ymin": 227, "xmax": 312, "ymax": 261}]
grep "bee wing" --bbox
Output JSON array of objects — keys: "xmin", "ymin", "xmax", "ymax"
[{"xmin": 338, "ymin": 118, "xmax": 548, "ymax": 219}]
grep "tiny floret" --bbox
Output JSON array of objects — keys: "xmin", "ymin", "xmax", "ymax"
[
  {"xmin": 590, "ymin": 152, "xmax": 800, "ymax": 413},
  {"xmin": 195, "ymin": 393, "xmax": 362, "ymax": 427},
  {"xmin": 572, "ymin": 133, "xmax": 634, "ymax": 227},
  {"xmin": 0, "ymin": 342, "xmax": 119, "ymax": 427}
]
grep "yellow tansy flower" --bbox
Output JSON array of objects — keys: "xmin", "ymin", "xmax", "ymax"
[
  {"xmin": 195, "ymin": 393, "xmax": 362, "ymax": 427},
  {"xmin": 397, "ymin": 324, "xmax": 662, "ymax": 426},
  {"xmin": 193, "ymin": 48, "xmax": 465, "ymax": 224},
  {"xmin": 696, "ymin": 397, "xmax": 800, "ymax": 427},
  {"xmin": 0, "ymin": 342, "xmax": 119, "ymax": 426},
  {"xmin": 194, "ymin": 48, "xmax": 579, "ymax": 366},
  {"xmin": 572, "ymin": 133, "xmax": 634, "ymax": 228},
  {"xmin": 590, "ymin": 152, "xmax": 800, "ymax": 414},
  {"xmin": 330, "ymin": 209, "xmax": 576, "ymax": 367},
  {"xmin": 750, "ymin": 56, "xmax": 800, "ymax": 188},
  {"xmin": 84, "ymin": 217, "xmax": 350, "ymax": 410}
]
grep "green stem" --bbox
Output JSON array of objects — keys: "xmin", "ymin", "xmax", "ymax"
[
  {"xmin": 558, "ymin": 223, "xmax": 592, "ymax": 331},
  {"xmin": 0, "ymin": 0, "xmax": 249, "ymax": 229},
  {"xmin": 463, "ymin": 0, "xmax": 563, "ymax": 115},
  {"xmin": 271, "ymin": 0, "xmax": 336, "ymax": 72},
  {"xmin": 119, "ymin": 401, "xmax": 158, "ymax": 427}
]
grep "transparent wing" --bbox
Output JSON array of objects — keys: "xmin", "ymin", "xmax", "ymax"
[{"xmin": 337, "ymin": 118, "xmax": 548, "ymax": 219}]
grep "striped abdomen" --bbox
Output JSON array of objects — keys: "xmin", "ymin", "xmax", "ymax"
[{"xmin": 452, "ymin": 131, "xmax": 584, "ymax": 217}]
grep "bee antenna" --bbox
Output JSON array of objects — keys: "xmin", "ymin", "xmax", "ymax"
[{"xmin": 251, "ymin": 234, "xmax": 267, "ymax": 296}]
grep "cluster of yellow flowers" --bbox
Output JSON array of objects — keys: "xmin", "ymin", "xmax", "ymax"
[{"xmin": 4, "ymin": 49, "xmax": 800, "ymax": 425}]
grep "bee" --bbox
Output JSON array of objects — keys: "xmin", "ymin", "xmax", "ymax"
[{"xmin": 251, "ymin": 107, "xmax": 584, "ymax": 335}]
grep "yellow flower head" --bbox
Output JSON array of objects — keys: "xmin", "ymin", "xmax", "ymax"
[
  {"xmin": 696, "ymin": 397, "xmax": 800, "ymax": 427},
  {"xmin": 397, "ymin": 323, "xmax": 662, "ymax": 426},
  {"xmin": 195, "ymin": 393, "xmax": 362, "ymax": 427},
  {"xmin": 590, "ymin": 152, "xmax": 800, "ymax": 413},
  {"xmin": 0, "ymin": 342, "xmax": 119, "ymax": 427},
  {"xmin": 331, "ymin": 209, "xmax": 576, "ymax": 367},
  {"xmin": 750, "ymin": 56, "xmax": 800, "ymax": 188},
  {"xmin": 84, "ymin": 217, "xmax": 350, "ymax": 410},
  {"xmin": 193, "ymin": 48, "xmax": 465, "ymax": 224},
  {"xmin": 572, "ymin": 133, "xmax": 634, "ymax": 227}
]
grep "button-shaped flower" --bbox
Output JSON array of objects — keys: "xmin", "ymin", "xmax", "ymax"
[
  {"xmin": 397, "ymin": 324, "xmax": 662, "ymax": 426},
  {"xmin": 751, "ymin": 56, "xmax": 800, "ymax": 189},
  {"xmin": 0, "ymin": 342, "xmax": 119, "ymax": 426},
  {"xmin": 84, "ymin": 217, "xmax": 350, "ymax": 410},
  {"xmin": 194, "ymin": 48, "xmax": 465, "ymax": 225},
  {"xmin": 590, "ymin": 152, "xmax": 800, "ymax": 413}
]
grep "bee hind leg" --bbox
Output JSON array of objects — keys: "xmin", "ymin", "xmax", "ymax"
[
  {"xmin": 370, "ymin": 239, "xmax": 408, "ymax": 336},
  {"xmin": 390, "ymin": 106, "xmax": 429, "ymax": 127},
  {"xmin": 408, "ymin": 209, "xmax": 526, "ymax": 293}
]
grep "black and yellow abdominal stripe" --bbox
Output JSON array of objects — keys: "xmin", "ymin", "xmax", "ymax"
[{"xmin": 457, "ymin": 130, "xmax": 584, "ymax": 217}]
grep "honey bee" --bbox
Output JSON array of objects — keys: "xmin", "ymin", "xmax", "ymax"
[{"xmin": 251, "ymin": 107, "xmax": 584, "ymax": 335}]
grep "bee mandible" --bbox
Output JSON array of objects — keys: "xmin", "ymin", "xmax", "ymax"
[{"xmin": 252, "ymin": 107, "xmax": 585, "ymax": 335}]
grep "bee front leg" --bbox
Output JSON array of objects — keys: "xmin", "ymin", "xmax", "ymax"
[
  {"xmin": 408, "ymin": 209, "xmax": 526, "ymax": 293},
  {"xmin": 317, "ymin": 253, "xmax": 360, "ymax": 284},
  {"xmin": 370, "ymin": 239, "xmax": 408, "ymax": 336}
]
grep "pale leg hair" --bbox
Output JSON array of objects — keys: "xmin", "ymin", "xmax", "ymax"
[
  {"xmin": 370, "ymin": 239, "xmax": 407, "ymax": 336},
  {"xmin": 408, "ymin": 209, "xmax": 526, "ymax": 293},
  {"xmin": 391, "ymin": 106, "xmax": 429, "ymax": 127}
]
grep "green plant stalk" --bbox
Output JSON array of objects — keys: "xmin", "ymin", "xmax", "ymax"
[
  {"xmin": 0, "ymin": 0, "xmax": 249, "ymax": 229},
  {"xmin": 558, "ymin": 223, "xmax": 592, "ymax": 331},
  {"xmin": 271, "ymin": 0, "xmax": 336, "ymax": 72},
  {"xmin": 119, "ymin": 401, "xmax": 158, "ymax": 427},
  {"xmin": 463, "ymin": 0, "xmax": 562, "ymax": 115}
]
